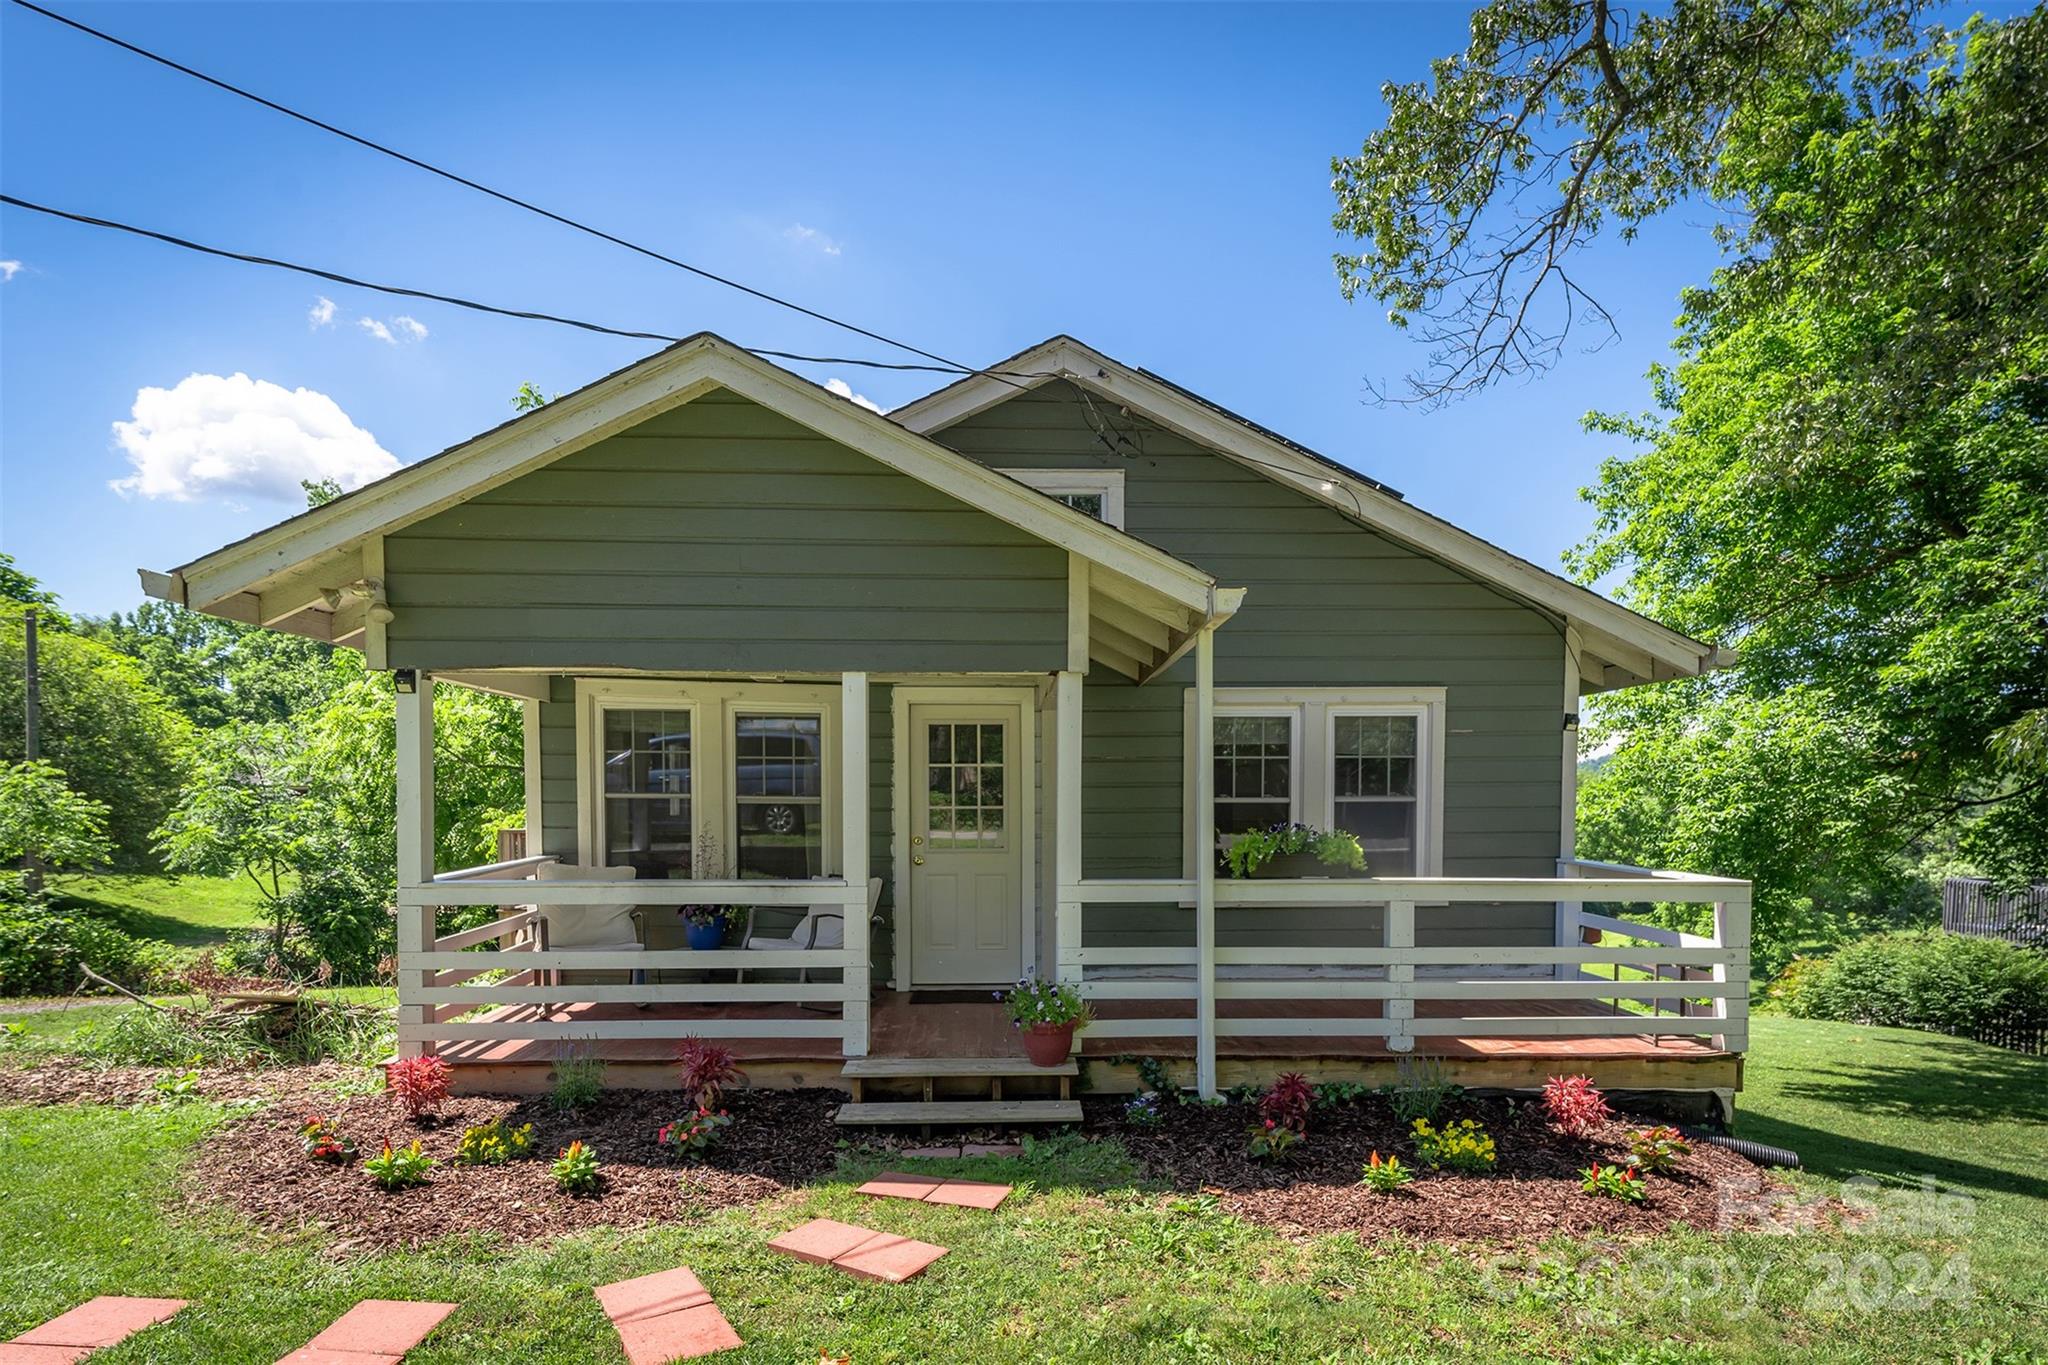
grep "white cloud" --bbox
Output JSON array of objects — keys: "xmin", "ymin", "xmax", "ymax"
[
  {"xmin": 0, "ymin": 260, "xmax": 22, "ymax": 282},
  {"xmin": 109, "ymin": 372, "xmax": 400, "ymax": 504},
  {"xmin": 308, "ymin": 295, "xmax": 336, "ymax": 327},
  {"xmin": 784, "ymin": 223, "xmax": 842, "ymax": 257},
  {"xmin": 393, "ymin": 315, "xmax": 429, "ymax": 341},
  {"xmin": 357, "ymin": 317, "xmax": 395, "ymax": 344},
  {"xmin": 825, "ymin": 377, "xmax": 885, "ymax": 414}
]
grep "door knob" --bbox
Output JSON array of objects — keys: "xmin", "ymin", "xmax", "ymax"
[{"xmin": 912, "ymin": 855, "xmax": 925, "ymax": 866}]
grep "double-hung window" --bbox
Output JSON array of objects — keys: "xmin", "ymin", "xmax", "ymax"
[
  {"xmin": 1184, "ymin": 688, "xmax": 1444, "ymax": 878},
  {"xmin": 579, "ymin": 681, "xmax": 840, "ymax": 881}
]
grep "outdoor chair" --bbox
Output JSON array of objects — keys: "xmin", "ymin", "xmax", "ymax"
[
  {"xmin": 531, "ymin": 861, "xmax": 643, "ymax": 1005},
  {"xmin": 737, "ymin": 876, "xmax": 882, "ymax": 983}
]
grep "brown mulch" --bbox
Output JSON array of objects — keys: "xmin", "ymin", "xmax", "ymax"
[
  {"xmin": 182, "ymin": 1086, "xmax": 843, "ymax": 1253},
  {"xmin": 1084, "ymin": 1092, "xmax": 1786, "ymax": 1247},
  {"xmin": 0, "ymin": 1056, "xmax": 363, "ymax": 1110}
]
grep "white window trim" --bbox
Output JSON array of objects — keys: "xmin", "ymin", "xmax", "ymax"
[
  {"xmin": 1000, "ymin": 468, "xmax": 1126, "ymax": 529},
  {"xmin": 574, "ymin": 678, "xmax": 843, "ymax": 878},
  {"xmin": 1181, "ymin": 687, "xmax": 1447, "ymax": 884}
]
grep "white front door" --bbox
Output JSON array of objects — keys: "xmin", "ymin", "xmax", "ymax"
[{"xmin": 907, "ymin": 703, "xmax": 1027, "ymax": 986}]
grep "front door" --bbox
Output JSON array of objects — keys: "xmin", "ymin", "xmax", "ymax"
[{"xmin": 907, "ymin": 703, "xmax": 1026, "ymax": 986}]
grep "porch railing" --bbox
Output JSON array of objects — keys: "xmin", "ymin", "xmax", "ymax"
[
  {"xmin": 393, "ymin": 858, "xmax": 871, "ymax": 1056},
  {"xmin": 1055, "ymin": 859, "xmax": 1750, "ymax": 1071}
]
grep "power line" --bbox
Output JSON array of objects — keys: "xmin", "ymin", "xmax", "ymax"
[
  {"xmin": 0, "ymin": 192, "xmax": 1030, "ymax": 376},
  {"xmin": 7, "ymin": 0, "xmax": 1022, "ymax": 387}
]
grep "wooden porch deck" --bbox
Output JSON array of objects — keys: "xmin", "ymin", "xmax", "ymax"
[{"xmin": 436, "ymin": 992, "xmax": 1737, "ymax": 1097}]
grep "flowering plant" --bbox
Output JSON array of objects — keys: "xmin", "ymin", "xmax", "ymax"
[
  {"xmin": 299, "ymin": 1114, "xmax": 356, "ymax": 1163},
  {"xmin": 1580, "ymin": 1161, "xmax": 1648, "ymax": 1202},
  {"xmin": 1222, "ymin": 822, "xmax": 1366, "ymax": 879},
  {"xmin": 1258, "ymin": 1072, "xmax": 1314, "ymax": 1136},
  {"xmin": 552, "ymin": 1140, "xmax": 601, "ymax": 1193},
  {"xmin": 454, "ymin": 1118, "xmax": 536, "ymax": 1166},
  {"xmin": 1123, "ymin": 1092, "xmax": 1164, "ymax": 1128},
  {"xmin": 387, "ymin": 1054, "xmax": 452, "ymax": 1121},
  {"xmin": 677, "ymin": 1036, "xmax": 745, "ymax": 1109},
  {"xmin": 1542, "ymin": 1073, "xmax": 1612, "ymax": 1138},
  {"xmin": 656, "ymin": 1107, "xmax": 732, "ymax": 1159},
  {"xmin": 679, "ymin": 904, "xmax": 735, "ymax": 929},
  {"xmin": 365, "ymin": 1140, "xmax": 434, "ymax": 1190},
  {"xmin": 1245, "ymin": 1116, "xmax": 1303, "ymax": 1161},
  {"xmin": 1627, "ymin": 1126, "xmax": 1693, "ymax": 1173},
  {"xmin": 1360, "ymin": 1150, "xmax": 1414, "ymax": 1192},
  {"xmin": 1411, "ymin": 1117, "xmax": 1496, "ymax": 1172},
  {"xmin": 1001, "ymin": 974, "xmax": 1094, "ymax": 1028}
]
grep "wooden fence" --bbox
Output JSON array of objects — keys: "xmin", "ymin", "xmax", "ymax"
[{"xmin": 1943, "ymin": 877, "xmax": 2048, "ymax": 949}]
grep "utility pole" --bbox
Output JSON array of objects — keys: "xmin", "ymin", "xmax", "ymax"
[{"xmin": 22, "ymin": 607, "xmax": 42, "ymax": 892}]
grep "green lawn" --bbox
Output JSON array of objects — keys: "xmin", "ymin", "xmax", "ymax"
[
  {"xmin": 48, "ymin": 873, "xmax": 275, "ymax": 949},
  {"xmin": 0, "ymin": 1017, "xmax": 2042, "ymax": 1361}
]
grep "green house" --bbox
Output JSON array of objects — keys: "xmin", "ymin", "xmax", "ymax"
[{"xmin": 144, "ymin": 334, "xmax": 1750, "ymax": 1119}]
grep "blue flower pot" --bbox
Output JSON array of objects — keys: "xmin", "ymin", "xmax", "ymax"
[{"xmin": 685, "ymin": 920, "xmax": 725, "ymax": 951}]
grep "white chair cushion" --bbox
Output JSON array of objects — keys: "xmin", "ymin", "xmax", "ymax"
[{"xmin": 533, "ymin": 861, "xmax": 641, "ymax": 949}]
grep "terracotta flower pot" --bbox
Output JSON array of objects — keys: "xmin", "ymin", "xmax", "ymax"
[{"xmin": 1020, "ymin": 1021, "xmax": 1076, "ymax": 1067}]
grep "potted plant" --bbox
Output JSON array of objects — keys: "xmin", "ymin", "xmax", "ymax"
[
  {"xmin": 680, "ymin": 903, "xmax": 732, "ymax": 950},
  {"xmin": 1223, "ymin": 822, "xmax": 1368, "ymax": 880},
  {"xmin": 1002, "ymin": 975, "xmax": 1094, "ymax": 1067}
]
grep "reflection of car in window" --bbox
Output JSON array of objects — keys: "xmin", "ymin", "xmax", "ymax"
[
  {"xmin": 606, "ymin": 734, "xmax": 692, "ymax": 792},
  {"xmin": 735, "ymin": 717, "xmax": 821, "ymax": 846}
]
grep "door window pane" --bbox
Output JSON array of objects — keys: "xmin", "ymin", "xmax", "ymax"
[
  {"xmin": 926, "ymin": 722, "xmax": 1006, "ymax": 849},
  {"xmin": 602, "ymin": 709, "xmax": 692, "ymax": 876},
  {"xmin": 734, "ymin": 713, "xmax": 823, "ymax": 879},
  {"xmin": 1333, "ymin": 714, "xmax": 1420, "ymax": 875}
]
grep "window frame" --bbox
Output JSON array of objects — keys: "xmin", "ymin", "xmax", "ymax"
[
  {"xmin": 1181, "ymin": 687, "xmax": 1447, "ymax": 883},
  {"xmin": 998, "ymin": 468, "xmax": 1127, "ymax": 529},
  {"xmin": 575, "ymin": 678, "xmax": 843, "ymax": 880}
]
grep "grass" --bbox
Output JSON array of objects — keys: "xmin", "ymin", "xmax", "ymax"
[
  {"xmin": 1, "ymin": 1018, "xmax": 2043, "ymax": 1361},
  {"xmin": 47, "ymin": 873, "xmax": 275, "ymax": 949}
]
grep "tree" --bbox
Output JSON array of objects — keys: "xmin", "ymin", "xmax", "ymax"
[
  {"xmin": 0, "ymin": 605, "xmax": 193, "ymax": 866},
  {"xmin": 0, "ymin": 760, "xmax": 114, "ymax": 872},
  {"xmin": 155, "ymin": 722, "xmax": 312, "ymax": 955},
  {"xmin": 1331, "ymin": 0, "xmax": 1925, "ymax": 403}
]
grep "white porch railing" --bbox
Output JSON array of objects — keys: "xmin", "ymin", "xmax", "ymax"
[{"xmin": 1055, "ymin": 859, "xmax": 1750, "ymax": 1082}]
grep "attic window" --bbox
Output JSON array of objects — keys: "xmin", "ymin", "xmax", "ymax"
[{"xmin": 1002, "ymin": 469, "xmax": 1125, "ymax": 529}]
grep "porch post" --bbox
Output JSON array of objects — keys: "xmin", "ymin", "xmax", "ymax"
[
  {"xmin": 1385, "ymin": 900, "xmax": 1416, "ymax": 1053},
  {"xmin": 840, "ymin": 672, "xmax": 871, "ymax": 1058},
  {"xmin": 1053, "ymin": 670, "xmax": 1084, "ymax": 987},
  {"xmin": 1711, "ymin": 894, "xmax": 1751, "ymax": 1053},
  {"xmin": 395, "ymin": 674, "xmax": 435, "ymax": 1058},
  {"xmin": 1194, "ymin": 628, "xmax": 1218, "ymax": 1097},
  {"xmin": 1555, "ymin": 624, "xmax": 1584, "ymax": 978}
]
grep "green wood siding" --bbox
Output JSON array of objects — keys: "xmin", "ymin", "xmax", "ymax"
[
  {"xmin": 385, "ymin": 388, "xmax": 1068, "ymax": 674},
  {"xmin": 932, "ymin": 381, "xmax": 1568, "ymax": 950}
]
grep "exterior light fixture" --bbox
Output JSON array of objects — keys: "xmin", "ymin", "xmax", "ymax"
[{"xmin": 394, "ymin": 669, "xmax": 418, "ymax": 694}]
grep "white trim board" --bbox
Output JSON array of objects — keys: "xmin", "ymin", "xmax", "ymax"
[
  {"xmin": 892, "ymin": 335, "xmax": 1730, "ymax": 693},
  {"xmin": 142, "ymin": 334, "xmax": 1237, "ymax": 660}
]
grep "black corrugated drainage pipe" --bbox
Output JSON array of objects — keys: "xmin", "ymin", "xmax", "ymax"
[{"xmin": 1691, "ymin": 1132, "xmax": 1802, "ymax": 1169}]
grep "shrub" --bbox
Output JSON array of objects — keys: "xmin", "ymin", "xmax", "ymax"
[
  {"xmin": 656, "ymin": 1108, "xmax": 732, "ymax": 1159},
  {"xmin": 454, "ymin": 1117, "xmax": 536, "ymax": 1166},
  {"xmin": 1411, "ymin": 1117, "xmax": 1496, "ymax": 1172},
  {"xmin": 0, "ymin": 887, "xmax": 184, "ymax": 998},
  {"xmin": 1360, "ymin": 1150, "xmax": 1414, "ymax": 1192},
  {"xmin": 299, "ymin": 1114, "xmax": 357, "ymax": 1163},
  {"xmin": 275, "ymin": 873, "xmax": 390, "ymax": 984},
  {"xmin": 1257, "ymin": 1072, "xmax": 1314, "ymax": 1136},
  {"xmin": 365, "ymin": 1140, "xmax": 434, "ymax": 1190},
  {"xmin": 550, "ymin": 1051, "xmax": 606, "ymax": 1112},
  {"xmin": 1786, "ymin": 930, "xmax": 2048, "ymax": 1036},
  {"xmin": 387, "ymin": 1054, "xmax": 452, "ymax": 1120},
  {"xmin": 1542, "ymin": 1074, "xmax": 1612, "ymax": 1138},
  {"xmin": 676, "ymin": 1036, "xmax": 745, "ymax": 1110},
  {"xmin": 552, "ymin": 1140, "xmax": 601, "ymax": 1193},
  {"xmin": 1245, "ymin": 1117, "xmax": 1303, "ymax": 1161},
  {"xmin": 1628, "ymin": 1126, "xmax": 1693, "ymax": 1174},
  {"xmin": 1123, "ymin": 1092, "xmax": 1165, "ymax": 1127},
  {"xmin": 1580, "ymin": 1161, "xmax": 1647, "ymax": 1202},
  {"xmin": 1380, "ymin": 1055, "xmax": 1461, "ymax": 1125}
]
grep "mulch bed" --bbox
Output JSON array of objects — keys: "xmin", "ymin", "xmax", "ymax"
[
  {"xmin": 182, "ymin": 1087, "xmax": 843, "ymax": 1253},
  {"xmin": 0, "ymin": 1056, "xmax": 361, "ymax": 1110},
  {"xmin": 1084, "ymin": 1093, "xmax": 1785, "ymax": 1246}
]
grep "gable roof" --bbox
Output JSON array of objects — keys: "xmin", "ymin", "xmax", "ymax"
[
  {"xmin": 890, "ymin": 335, "xmax": 1730, "ymax": 693},
  {"xmin": 140, "ymin": 334, "xmax": 1242, "ymax": 683}
]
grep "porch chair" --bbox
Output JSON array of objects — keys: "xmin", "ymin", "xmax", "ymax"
[
  {"xmin": 737, "ymin": 876, "xmax": 882, "ymax": 983},
  {"xmin": 531, "ymin": 861, "xmax": 644, "ymax": 1005}
]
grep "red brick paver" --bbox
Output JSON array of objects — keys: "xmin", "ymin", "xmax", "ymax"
[
  {"xmin": 7, "ymin": 1298, "xmax": 187, "ymax": 1359},
  {"xmin": 857, "ymin": 1172, "xmax": 1013, "ymax": 1210},
  {"xmin": 595, "ymin": 1267, "xmax": 740, "ymax": 1363},
  {"xmin": 769, "ymin": 1218, "xmax": 949, "ymax": 1283},
  {"xmin": 283, "ymin": 1300, "xmax": 457, "ymax": 1364}
]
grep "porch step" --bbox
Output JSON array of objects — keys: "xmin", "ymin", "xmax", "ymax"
[
  {"xmin": 840, "ymin": 1056, "xmax": 1078, "ymax": 1079},
  {"xmin": 833, "ymin": 1099, "xmax": 1083, "ymax": 1126}
]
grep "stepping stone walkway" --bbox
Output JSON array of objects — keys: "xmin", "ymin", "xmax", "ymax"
[
  {"xmin": 1, "ymin": 1297, "xmax": 188, "ymax": 1363},
  {"xmin": 857, "ymin": 1172, "xmax": 1014, "ymax": 1210},
  {"xmin": 276, "ymin": 1300, "xmax": 457, "ymax": 1365},
  {"xmin": 594, "ymin": 1267, "xmax": 740, "ymax": 1364},
  {"xmin": 768, "ymin": 1219, "xmax": 949, "ymax": 1283}
]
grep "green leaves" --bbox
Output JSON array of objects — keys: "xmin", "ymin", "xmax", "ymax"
[{"xmin": 0, "ymin": 761, "xmax": 113, "ymax": 870}]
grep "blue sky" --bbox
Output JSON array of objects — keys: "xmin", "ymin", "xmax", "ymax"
[{"xmin": 0, "ymin": 2, "xmax": 1987, "ymax": 617}]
